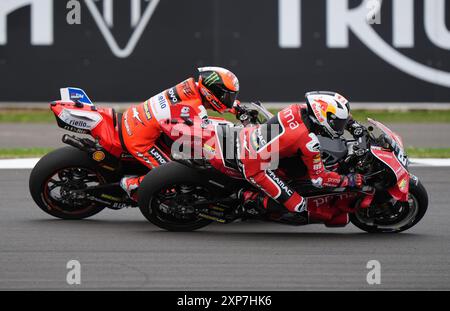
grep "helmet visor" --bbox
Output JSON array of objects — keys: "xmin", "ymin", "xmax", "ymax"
[
  {"xmin": 328, "ymin": 113, "xmax": 348, "ymax": 136},
  {"xmin": 219, "ymin": 89, "xmax": 238, "ymax": 109},
  {"xmin": 207, "ymin": 83, "xmax": 238, "ymax": 109}
]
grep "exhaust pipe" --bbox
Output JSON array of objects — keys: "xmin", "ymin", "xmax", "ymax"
[{"xmin": 62, "ymin": 134, "xmax": 91, "ymax": 151}]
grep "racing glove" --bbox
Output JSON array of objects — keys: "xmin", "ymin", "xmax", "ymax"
[{"xmin": 340, "ymin": 173, "xmax": 363, "ymax": 188}]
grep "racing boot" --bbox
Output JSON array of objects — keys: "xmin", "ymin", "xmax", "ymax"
[
  {"xmin": 238, "ymin": 189, "xmax": 308, "ymax": 223},
  {"xmin": 238, "ymin": 189, "xmax": 307, "ymax": 214},
  {"xmin": 275, "ymin": 195, "xmax": 308, "ymax": 225},
  {"xmin": 237, "ymin": 189, "xmax": 267, "ymax": 216},
  {"xmin": 119, "ymin": 176, "xmax": 144, "ymax": 202}
]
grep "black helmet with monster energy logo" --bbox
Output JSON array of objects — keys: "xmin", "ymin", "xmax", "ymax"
[{"xmin": 197, "ymin": 67, "xmax": 239, "ymax": 113}]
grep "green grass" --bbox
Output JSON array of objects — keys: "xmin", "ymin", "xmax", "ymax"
[
  {"xmin": 0, "ymin": 147, "xmax": 449, "ymax": 159},
  {"xmin": 2, "ymin": 109, "xmax": 450, "ymax": 123},
  {"xmin": 0, "ymin": 110, "xmax": 55, "ymax": 123},
  {"xmin": 405, "ymin": 147, "xmax": 450, "ymax": 158},
  {"xmin": 0, "ymin": 148, "xmax": 54, "ymax": 158}
]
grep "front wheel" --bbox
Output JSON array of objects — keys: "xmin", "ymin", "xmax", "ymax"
[
  {"xmin": 138, "ymin": 162, "xmax": 213, "ymax": 232},
  {"xmin": 350, "ymin": 179, "xmax": 428, "ymax": 233},
  {"xmin": 29, "ymin": 147, "xmax": 107, "ymax": 220}
]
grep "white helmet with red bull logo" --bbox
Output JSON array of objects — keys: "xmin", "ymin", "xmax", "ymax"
[{"xmin": 305, "ymin": 91, "xmax": 350, "ymax": 138}]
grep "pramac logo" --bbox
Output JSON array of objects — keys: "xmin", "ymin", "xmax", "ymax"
[{"xmin": 278, "ymin": 0, "xmax": 450, "ymax": 88}]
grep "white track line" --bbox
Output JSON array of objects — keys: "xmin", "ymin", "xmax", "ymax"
[
  {"xmin": 409, "ymin": 158, "xmax": 450, "ymax": 167},
  {"xmin": 0, "ymin": 158, "xmax": 450, "ymax": 169},
  {"xmin": 0, "ymin": 158, "xmax": 40, "ymax": 169}
]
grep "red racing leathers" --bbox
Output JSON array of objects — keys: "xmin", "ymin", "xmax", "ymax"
[
  {"xmin": 120, "ymin": 77, "xmax": 240, "ymax": 198},
  {"xmin": 237, "ymin": 104, "xmax": 347, "ymax": 213},
  {"xmin": 121, "ymin": 78, "xmax": 209, "ymax": 169}
]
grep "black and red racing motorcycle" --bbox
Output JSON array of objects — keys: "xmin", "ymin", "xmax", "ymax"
[{"xmin": 137, "ymin": 104, "xmax": 428, "ymax": 233}]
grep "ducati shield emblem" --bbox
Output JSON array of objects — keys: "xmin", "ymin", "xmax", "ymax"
[{"xmin": 84, "ymin": 0, "xmax": 160, "ymax": 58}]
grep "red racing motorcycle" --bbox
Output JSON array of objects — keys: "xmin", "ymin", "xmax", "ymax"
[
  {"xmin": 28, "ymin": 87, "xmax": 241, "ymax": 219},
  {"xmin": 137, "ymin": 105, "xmax": 428, "ymax": 233}
]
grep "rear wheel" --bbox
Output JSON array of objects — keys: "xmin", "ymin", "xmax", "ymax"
[
  {"xmin": 29, "ymin": 147, "xmax": 107, "ymax": 219},
  {"xmin": 138, "ymin": 162, "xmax": 213, "ymax": 231},
  {"xmin": 350, "ymin": 179, "xmax": 428, "ymax": 233}
]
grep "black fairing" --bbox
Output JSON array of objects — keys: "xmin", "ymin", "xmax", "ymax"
[{"xmin": 317, "ymin": 135, "xmax": 348, "ymax": 165}]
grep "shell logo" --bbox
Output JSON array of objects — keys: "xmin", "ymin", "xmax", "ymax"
[{"xmin": 92, "ymin": 150, "xmax": 106, "ymax": 162}]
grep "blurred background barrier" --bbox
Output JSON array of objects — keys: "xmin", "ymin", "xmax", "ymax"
[{"xmin": 0, "ymin": 0, "xmax": 449, "ymax": 104}]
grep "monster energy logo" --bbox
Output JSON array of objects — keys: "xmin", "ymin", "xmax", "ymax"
[{"xmin": 204, "ymin": 72, "xmax": 220, "ymax": 86}]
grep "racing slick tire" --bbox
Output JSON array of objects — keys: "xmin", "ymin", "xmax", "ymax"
[
  {"xmin": 138, "ymin": 162, "xmax": 213, "ymax": 232},
  {"xmin": 29, "ymin": 146, "xmax": 107, "ymax": 220},
  {"xmin": 350, "ymin": 179, "xmax": 428, "ymax": 233}
]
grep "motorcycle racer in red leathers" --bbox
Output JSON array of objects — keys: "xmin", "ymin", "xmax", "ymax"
[
  {"xmin": 120, "ymin": 67, "xmax": 240, "ymax": 199},
  {"xmin": 237, "ymin": 91, "xmax": 363, "ymax": 215}
]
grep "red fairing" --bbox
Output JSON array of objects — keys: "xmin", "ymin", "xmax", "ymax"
[
  {"xmin": 50, "ymin": 101, "xmax": 124, "ymax": 157},
  {"xmin": 305, "ymin": 192, "xmax": 358, "ymax": 226},
  {"xmin": 159, "ymin": 118, "xmax": 243, "ymax": 179},
  {"xmin": 370, "ymin": 146, "xmax": 409, "ymax": 201}
]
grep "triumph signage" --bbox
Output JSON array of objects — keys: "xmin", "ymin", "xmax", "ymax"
[
  {"xmin": 0, "ymin": 0, "xmax": 449, "ymax": 102},
  {"xmin": 279, "ymin": 0, "xmax": 450, "ymax": 88}
]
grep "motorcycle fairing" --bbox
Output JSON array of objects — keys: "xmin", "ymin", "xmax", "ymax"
[
  {"xmin": 50, "ymin": 101, "xmax": 124, "ymax": 157},
  {"xmin": 370, "ymin": 146, "xmax": 409, "ymax": 201},
  {"xmin": 58, "ymin": 108, "xmax": 102, "ymax": 132},
  {"xmin": 304, "ymin": 191, "xmax": 359, "ymax": 226}
]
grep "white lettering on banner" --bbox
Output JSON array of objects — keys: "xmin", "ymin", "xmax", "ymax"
[
  {"xmin": 279, "ymin": 0, "xmax": 450, "ymax": 88},
  {"xmin": 0, "ymin": 0, "xmax": 53, "ymax": 45},
  {"xmin": 424, "ymin": 0, "xmax": 450, "ymax": 50},
  {"xmin": 278, "ymin": 0, "xmax": 301, "ymax": 48},
  {"xmin": 393, "ymin": 0, "xmax": 414, "ymax": 48},
  {"xmin": 1, "ymin": 0, "xmax": 449, "ymax": 88}
]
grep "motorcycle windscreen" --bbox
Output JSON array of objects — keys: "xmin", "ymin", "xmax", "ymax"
[{"xmin": 368, "ymin": 118, "xmax": 404, "ymax": 149}]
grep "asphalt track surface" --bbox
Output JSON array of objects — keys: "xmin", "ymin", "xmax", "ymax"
[
  {"xmin": 0, "ymin": 167, "xmax": 449, "ymax": 290},
  {"xmin": 1, "ymin": 123, "xmax": 450, "ymax": 148}
]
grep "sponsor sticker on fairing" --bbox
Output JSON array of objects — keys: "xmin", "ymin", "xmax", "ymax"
[{"xmin": 58, "ymin": 108, "xmax": 102, "ymax": 130}]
